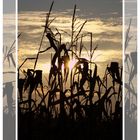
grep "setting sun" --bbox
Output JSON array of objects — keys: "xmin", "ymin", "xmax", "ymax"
[
  {"xmin": 68, "ymin": 58, "xmax": 77, "ymax": 70},
  {"xmin": 62, "ymin": 58, "xmax": 77, "ymax": 72}
]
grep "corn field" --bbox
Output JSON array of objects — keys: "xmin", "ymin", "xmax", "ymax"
[{"xmin": 18, "ymin": 2, "xmax": 122, "ymax": 140}]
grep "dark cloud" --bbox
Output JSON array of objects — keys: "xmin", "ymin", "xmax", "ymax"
[{"xmin": 18, "ymin": 0, "xmax": 122, "ymax": 18}]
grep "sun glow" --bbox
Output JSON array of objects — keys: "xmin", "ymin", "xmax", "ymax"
[
  {"xmin": 38, "ymin": 63, "xmax": 51, "ymax": 73},
  {"xmin": 68, "ymin": 58, "xmax": 77, "ymax": 70}
]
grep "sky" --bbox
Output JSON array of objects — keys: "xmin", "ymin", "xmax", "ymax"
[
  {"xmin": 18, "ymin": 0, "xmax": 122, "ymax": 17},
  {"xmin": 18, "ymin": 0, "xmax": 123, "ymax": 77}
]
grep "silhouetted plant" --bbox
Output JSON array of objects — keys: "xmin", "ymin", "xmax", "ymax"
[{"xmin": 18, "ymin": 2, "xmax": 122, "ymax": 140}]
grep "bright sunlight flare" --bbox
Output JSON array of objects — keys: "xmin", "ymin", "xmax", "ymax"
[{"xmin": 68, "ymin": 58, "xmax": 77, "ymax": 70}]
